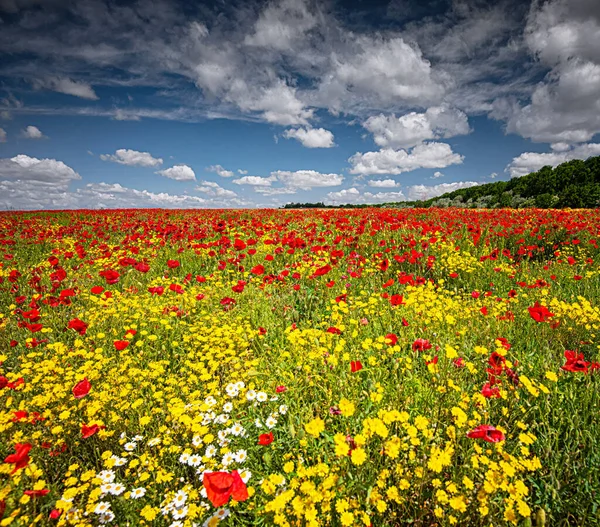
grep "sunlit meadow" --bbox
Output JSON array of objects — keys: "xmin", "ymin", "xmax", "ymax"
[{"xmin": 1, "ymin": 208, "xmax": 599, "ymax": 526}]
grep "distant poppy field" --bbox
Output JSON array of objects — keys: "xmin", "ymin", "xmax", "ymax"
[{"xmin": 1, "ymin": 208, "xmax": 599, "ymax": 526}]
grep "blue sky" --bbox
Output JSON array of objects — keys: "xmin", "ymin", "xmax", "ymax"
[{"xmin": 0, "ymin": 0, "xmax": 599, "ymax": 209}]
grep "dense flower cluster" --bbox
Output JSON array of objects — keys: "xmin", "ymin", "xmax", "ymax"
[{"xmin": 0, "ymin": 207, "xmax": 599, "ymax": 525}]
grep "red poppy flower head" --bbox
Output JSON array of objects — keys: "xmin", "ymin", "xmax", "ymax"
[
  {"xmin": 90, "ymin": 286, "xmax": 104, "ymax": 295},
  {"xmin": 72, "ymin": 378, "xmax": 91, "ymax": 399},
  {"xmin": 203, "ymin": 470, "xmax": 249, "ymax": 507},
  {"xmin": 258, "ymin": 432, "xmax": 274, "ymax": 445},
  {"xmin": 466, "ymin": 425, "xmax": 505, "ymax": 443},
  {"xmin": 67, "ymin": 318, "xmax": 88, "ymax": 335},
  {"xmin": 114, "ymin": 340, "xmax": 129, "ymax": 351},
  {"xmin": 167, "ymin": 259, "xmax": 180, "ymax": 269},
  {"xmin": 276, "ymin": 385, "xmax": 287, "ymax": 393},
  {"xmin": 350, "ymin": 360, "xmax": 363, "ymax": 373},
  {"xmin": 4, "ymin": 443, "xmax": 32, "ymax": 473},
  {"xmin": 385, "ymin": 333, "xmax": 398, "ymax": 346},
  {"xmin": 528, "ymin": 302, "xmax": 554, "ymax": 323},
  {"xmin": 81, "ymin": 423, "xmax": 104, "ymax": 438},
  {"xmin": 412, "ymin": 338, "xmax": 432, "ymax": 352}
]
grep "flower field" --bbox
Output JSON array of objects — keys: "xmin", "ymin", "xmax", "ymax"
[{"xmin": 1, "ymin": 207, "xmax": 600, "ymax": 526}]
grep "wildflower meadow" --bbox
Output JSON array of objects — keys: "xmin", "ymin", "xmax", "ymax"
[{"xmin": 1, "ymin": 207, "xmax": 599, "ymax": 526}]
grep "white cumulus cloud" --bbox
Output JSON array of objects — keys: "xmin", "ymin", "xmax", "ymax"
[
  {"xmin": 367, "ymin": 179, "xmax": 399, "ymax": 188},
  {"xmin": 349, "ymin": 142, "xmax": 464, "ymax": 175},
  {"xmin": 156, "ymin": 164, "xmax": 196, "ymax": 181},
  {"xmin": 207, "ymin": 164, "xmax": 234, "ymax": 178},
  {"xmin": 273, "ymin": 169, "xmax": 344, "ymax": 189},
  {"xmin": 506, "ymin": 143, "xmax": 600, "ymax": 177},
  {"xmin": 283, "ymin": 127, "xmax": 335, "ymax": 148},
  {"xmin": 232, "ymin": 175, "xmax": 273, "ymax": 186},
  {"xmin": 100, "ymin": 149, "xmax": 163, "ymax": 167},
  {"xmin": 21, "ymin": 125, "xmax": 45, "ymax": 139}
]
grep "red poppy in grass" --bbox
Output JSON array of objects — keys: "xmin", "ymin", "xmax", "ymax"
[
  {"xmin": 251, "ymin": 264, "xmax": 265, "ymax": 275},
  {"xmin": 169, "ymin": 283, "xmax": 184, "ymax": 294},
  {"xmin": 203, "ymin": 470, "xmax": 249, "ymax": 507},
  {"xmin": 135, "ymin": 262, "xmax": 150, "ymax": 273},
  {"xmin": 487, "ymin": 351, "xmax": 506, "ymax": 376},
  {"xmin": 49, "ymin": 510, "xmax": 61, "ymax": 520},
  {"xmin": 27, "ymin": 323, "xmax": 43, "ymax": 333},
  {"xmin": 480, "ymin": 306, "xmax": 488, "ymax": 316},
  {"xmin": 67, "ymin": 318, "xmax": 88, "ymax": 335},
  {"xmin": 148, "ymin": 286, "xmax": 164, "ymax": 295},
  {"xmin": 24, "ymin": 489, "xmax": 49, "ymax": 498},
  {"xmin": 562, "ymin": 350, "xmax": 590, "ymax": 373},
  {"xmin": 276, "ymin": 385, "xmax": 286, "ymax": 393},
  {"xmin": 167, "ymin": 259, "xmax": 180, "ymax": 269},
  {"xmin": 467, "ymin": 425, "xmax": 505, "ymax": 443},
  {"xmin": 426, "ymin": 356, "xmax": 438, "ymax": 366},
  {"xmin": 234, "ymin": 239, "xmax": 247, "ymax": 251},
  {"xmin": 350, "ymin": 360, "xmax": 363, "ymax": 373},
  {"xmin": 412, "ymin": 338, "xmax": 432, "ymax": 352},
  {"xmin": 390, "ymin": 294, "xmax": 405, "ymax": 306},
  {"xmin": 12, "ymin": 410, "xmax": 28, "ymax": 422},
  {"xmin": 258, "ymin": 432, "xmax": 274, "ymax": 445},
  {"xmin": 481, "ymin": 382, "xmax": 500, "ymax": 398},
  {"xmin": 90, "ymin": 286, "xmax": 104, "ymax": 295},
  {"xmin": 382, "ymin": 278, "xmax": 394, "ymax": 288},
  {"xmin": 10, "ymin": 340, "xmax": 17, "ymax": 347},
  {"xmin": 4, "ymin": 443, "xmax": 32, "ymax": 473},
  {"xmin": 99, "ymin": 269, "xmax": 120, "ymax": 285},
  {"xmin": 327, "ymin": 327, "xmax": 342, "ymax": 335},
  {"xmin": 528, "ymin": 302, "xmax": 554, "ymax": 322},
  {"xmin": 81, "ymin": 423, "xmax": 104, "ymax": 438},
  {"xmin": 114, "ymin": 340, "xmax": 129, "ymax": 351},
  {"xmin": 385, "ymin": 333, "xmax": 398, "ymax": 346},
  {"xmin": 72, "ymin": 378, "xmax": 91, "ymax": 399},
  {"xmin": 401, "ymin": 318, "xmax": 410, "ymax": 327},
  {"xmin": 0, "ymin": 377, "xmax": 7, "ymax": 390},
  {"xmin": 313, "ymin": 264, "xmax": 332, "ymax": 277},
  {"xmin": 453, "ymin": 357, "xmax": 465, "ymax": 368}
]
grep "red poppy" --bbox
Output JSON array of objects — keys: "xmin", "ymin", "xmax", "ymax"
[
  {"xmin": 135, "ymin": 262, "xmax": 150, "ymax": 273},
  {"xmin": 385, "ymin": 333, "xmax": 398, "ymax": 346},
  {"xmin": 350, "ymin": 360, "xmax": 363, "ymax": 373},
  {"xmin": 276, "ymin": 385, "xmax": 286, "ymax": 393},
  {"xmin": 24, "ymin": 489, "xmax": 49, "ymax": 498},
  {"xmin": 203, "ymin": 470, "xmax": 249, "ymax": 507},
  {"xmin": 466, "ymin": 425, "xmax": 505, "ymax": 443},
  {"xmin": 562, "ymin": 350, "xmax": 590, "ymax": 373},
  {"xmin": 167, "ymin": 259, "xmax": 180, "ymax": 269},
  {"xmin": 481, "ymin": 382, "xmax": 500, "ymax": 398},
  {"xmin": 313, "ymin": 264, "xmax": 332, "ymax": 277},
  {"xmin": 412, "ymin": 338, "xmax": 432, "ymax": 352},
  {"xmin": 169, "ymin": 283, "xmax": 184, "ymax": 294},
  {"xmin": 148, "ymin": 286, "xmax": 165, "ymax": 295},
  {"xmin": 4, "ymin": 443, "xmax": 32, "ymax": 473},
  {"xmin": 327, "ymin": 327, "xmax": 342, "ymax": 334},
  {"xmin": 453, "ymin": 357, "xmax": 465, "ymax": 368},
  {"xmin": 528, "ymin": 302, "xmax": 554, "ymax": 323},
  {"xmin": 114, "ymin": 340, "xmax": 129, "ymax": 351},
  {"xmin": 251, "ymin": 264, "xmax": 265, "ymax": 275},
  {"xmin": 90, "ymin": 286, "xmax": 104, "ymax": 295},
  {"xmin": 390, "ymin": 294, "xmax": 405, "ymax": 306},
  {"xmin": 81, "ymin": 423, "xmax": 104, "ymax": 438},
  {"xmin": 258, "ymin": 432, "xmax": 274, "ymax": 445},
  {"xmin": 49, "ymin": 510, "xmax": 61, "ymax": 520},
  {"xmin": 72, "ymin": 378, "xmax": 91, "ymax": 399},
  {"xmin": 67, "ymin": 318, "xmax": 88, "ymax": 335},
  {"xmin": 99, "ymin": 269, "xmax": 120, "ymax": 285},
  {"xmin": 12, "ymin": 410, "xmax": 29, "ymax": 422}
]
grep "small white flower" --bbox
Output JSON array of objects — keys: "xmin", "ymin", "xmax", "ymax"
[
  {"xmin": 239, "ymin": 469, "xmax": 252, "ymax": 483},
  {"xmin": 256, "ymin": 391, "xmax": 268, "ymax": 402},
  {"xmin": 133, "ymin": 435, "xmax": 144, "ymax": 441},
  {"xmin": 204, "ymin": 396, "xmax": 217, "ymax": 407},
  {"xmin": 170, "ymin": 522, "xmax": 184, "ymax": 527},
  {"xmin": 100, "ymin": 484, "xmax": 113, "ymax": 495},
  {"xmin": 216, "ymin": 508, "xmax": 231, "ymax": 519},
  {"xmin": 245, "ymin": 389, "xmax": 256, "ymax": 401},
  {"xmin": 130, "ymin": 487, "xmax": 146, "ymax": 499},
  {"xmin": 148, "ymin": 437, "xmax": 161, "ymax": 447},
  {"xmin": 192, "ymin": 435, "xmax": 203, "ymax": 447},
  {"xmin": 179, "ymin": 452, "xmax": 191, "ymax": 464},
  {"xmin": 110, "ymin": 483, "xmax": 126, "ymax": 496},
  {"xmin": 218, "ymin": 430, "xmax": 229, "ymax": 441},
  {"xmin": 172, "ymin": 506, "xmax": 188, "ymax": 520},
  {"xmin": 255, "ymin": 418, "xmax": 263, "ymax": 428},
  {"xmin": 222, "ymin": 402, "xmax": 233, "ymax": 413},
  {"xmin": 205, "ymin": 445, "xmax": 216, "ymax": 458},
  {"xmin": 112, "ymin": 456, "xmax": 127, "ymax": 467},
  {"xmin": 98, "ymin": 511, "xmax": 115, "ymax": 524},
  {"xmin": 188, "ymin": 454, "xmax": 202, "ymax": 467},
  {"xmin": 94, "ymin": 501, "xmax": 111, "ymax": 514},
  {"xmin": 221, "ymin": 452, "xmax": 235, "ymax": 467},
  {"xmin": 119, "ymin": 432, "xmax": 127, "ymax": 440},
  {"xmin": 279, "ymin": 404, "xmax": 288, "ymax": 415},
  {"xmin": 270, "ymin": 395, "xmax": 279, "ymax": 401},
  {"xmin": 97, "ymin": 470, "xmax": 115, "ymax": 484},
  {"xmin": 265, "ymin": 416, "xmax": 278, "ymax": 429},
  {"xmin": 216, "ymin": 413, "xmax": 229, "ymax": 424},
  {"xmin": 230, "ymin": 422, "xmax": 245, "ymax": 436},
  {"xmin": 235, "ymin": 381, "xmax": 245, "ymax": 390},
  {"xmin": 173, "ymin": 490, "xmax": 188, "ymax": 507},
  {"xmin": 235, "ymin": 450, "xmax": 247, "ymax": 463},
  {"xmin": 124, "ymin": 442, "xmax": 136, "ymax": 452}
]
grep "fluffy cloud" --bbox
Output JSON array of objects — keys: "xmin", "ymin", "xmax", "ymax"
[
  {"xmin": 363, "ymin": 190, "xmax": 407, "ymax": 202},
  {"xmin": 0, "ymin": 154, "xmax": 81, "ymax": 183},
  {"xmin": 273, "ymin": 169, "xmax": 343, "ymax": 189},
  {"xmin": 506, "ymin": 143, "xmax": 600, "ymax": 177},
  {"xmin": 156, "ymin": 164, "xmax": 196, "ymax": 181},
  {"xmin": 349, "ymin": 142, "xmax": 464, "ymax": 175},
  {"xmin": 325, "ymin": 187, "xmax": 361, "ymax": 205},
  {"xmin": 433, "ymin": 171, "xmax": 444, "ymax": 178},
  {"xmin": 100, "ymin": 149, "xmax": 163, "ymax": 167},
  {"xmin": 367, "ymin": 179, "xmax": 398, "ymax": 188},
  {"xmin": 196, "ymin": 180, "xmax": 237, "ymax": 198},
  {"xmin": 0, "ymin": 128, "xmax": 6, "ymax": 142},
  {"xmin": 21, "ymin": 125, "xmax": 44, "ymax": 139},
  {"xmin": 282, "ymin": 127, "xmax": 335, "ymax": 148},
  {"xmin": 363, "ymin": 106, "xmax": 470, "ymax": 149},
  {"xmin": 232, "ymin": 175, "xmax": 273, "ymax": 186},
  {"xmin": 207, "ymin": 164, "xmax": 234, "ymax": 178},
  {"xmin": 496, "ymin": 0, "xmax": 600, "ymax": 144},
  {"xmin": 35, "ymin": 77, "xmax": 98, "ymax": 100},
  {"xmin": 405, "ymin": 181, "xmax": 479, "ymax": 201}
]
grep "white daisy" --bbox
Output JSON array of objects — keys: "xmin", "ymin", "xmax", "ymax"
[
  {"xmin": 221, "ymin": 452, "xmax": 235, "ymax": 467},
  {"xmin": 192, "ymin": 435, "xmax": 203, "ymax": 447},
  {"xmin": 172, "ymin": 506, "xmax": 188, "ymax": 520},
  {"xmin": 222, "ymin": 402, "xmax": 233, "ymax": 413},
  {"xmin": 133, "ymin": 435, "xmax": 144, "ymax": 442},
  {"xmin": 148, "ymin": 437, "xmax": 161, "ymax": 447},
  {"xmin": 265, "ymin": 416, "xmax": 278, "ymax": 429},
  {"xmin": 256, "ymin": 391, "xmax": 268, "ymax": 402},
  {"xmin": 179, "ymin": 452, "xmax": 191, "ymax": 464},
  {"xmin": 172, "ymin": 490, "xmax": 188, "ymax": 507},
  {"xmin": 239, "ymin": 469, "xmax": 252, "ymax": 483},
  {"xmin": 235, "ymin": 450, "xmax": 247, "ymax": 463},
  {"xmin": 245, "ymin": 389, "xmax": 257, "ymax": 401},
  {"xmin": 112, "ymin": 456, "xmax": 127, "ymax": 467},
  {"xmin": 204, "ymin": 445, "xmax": 216, "ymax": 458},
  {"xmin": 204, "ymin": 396, "xmax": 217, "ymax": 407},
  {"xmin": 97, "ymin": 470, "xmax": 115, "ymax": 484},
  {"xmin": 279, "ymin": 404, "xmax": 288, "ymax": 415},
  {"xmin": 255, "ymin": 418, "xmax": 263, "ymax": 428},
  {"xmin": 130, "ymin": 487, "xmax": 146, "ymax": 499},
  {"xmin": 230, "ymin": 422, "xmax": 245, "ymax": 436},
  {"xmin": 188, "ymin": 454, "xmax": 202, "ymax": 467},
  {"xmin": 124, "ymin": 442, "xmax": 136, "ymax": 452},
  {"xmin": 235, "ymin": 381, "xmax": 245, "ymax": 390},
  {"xmin": 98, "ymin": 511, "xmax": 115, "ymax": 524},
  {"xmin": 94, "ymin": 501, "xmax": 111, "ymax": 514},
  {"xmin": 110, "ymin": 483, "xmax": 125, "ymax": 496}
]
